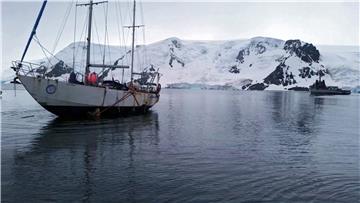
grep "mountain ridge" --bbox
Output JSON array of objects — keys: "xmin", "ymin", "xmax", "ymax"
[{"xmin": 3, "ymin": 36, "xmax": 359, "ymax": 90}]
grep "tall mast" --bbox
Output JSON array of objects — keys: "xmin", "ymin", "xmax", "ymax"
[
  {"xmin": 85, "ymin": 0, "xmax": 93, "ymax": 75},
  {"xmin": 77, "ymin": 0, "xmax": 107, "ymax": 75},
  {"xmin": 130, "ymin": 0, "xmax": 136, "ymax": 82},
  {"xmin": 77, "ymin": 0, "xmax": 130, "ymax": 78}
]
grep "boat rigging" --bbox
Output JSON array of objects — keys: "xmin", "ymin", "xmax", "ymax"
[{"xmin": 11, "ymin": 0, "xmax": 162, "ymax": 118}]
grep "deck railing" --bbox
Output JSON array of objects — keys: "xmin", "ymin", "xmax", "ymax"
[
  {"xmin": 12, "ymin": 60, "xmax": 47, "ymax": 78},
  {"xmin": 12, "ymin": 60, "xmax": 161, "ymax": 93}
]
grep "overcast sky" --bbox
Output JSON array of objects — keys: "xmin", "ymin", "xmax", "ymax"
[{"xmin": 1, "ymin": 0, "xmax": 359, "ymax": 78}]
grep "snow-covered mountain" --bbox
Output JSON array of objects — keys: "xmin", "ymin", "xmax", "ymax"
[{"xmin": 4, "ymin": 37, "xmax": 359, "ymax": 90}]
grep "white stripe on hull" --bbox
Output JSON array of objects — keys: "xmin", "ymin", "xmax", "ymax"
[{"xmin": 19, "ymin": 75, "xmax": 159, "ymax": 108}]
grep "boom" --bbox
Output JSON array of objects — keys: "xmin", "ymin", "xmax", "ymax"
[{"xmin": 20, "ymin": 0, "xmax": 47, "ymax": 62}]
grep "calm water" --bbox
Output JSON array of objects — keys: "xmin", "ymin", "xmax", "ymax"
[{"xmin": 1, "ymin": 89, "xmax": 359, "ymax": 202}]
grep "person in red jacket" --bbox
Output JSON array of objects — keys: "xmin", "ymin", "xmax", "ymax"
[{"xmin": 86, "ymin": 72, "xmax": 98, "ymax": 86}]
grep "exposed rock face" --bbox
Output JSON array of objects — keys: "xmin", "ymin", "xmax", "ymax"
[
  {"xmin": 242, "ymin": 83, "xmax": 251, "ymax": 90},
  {"xmin": 284, "ymin": 40, "xmax": 320, "ymax": 63},
  {"xmin": 298, "ymin": 67, "xmax": 316, "ymax": 78},
  {"xmin": 158, "ymin": 38, "xmax": 327, "ymax": 89},
  {"xmin": 236, "ymin": 40, "xmax": 276, "ymax": 63},
  {"xmin": 168, "ymin": 39, "xmax": 185, "ymax": 68},
  {"xmin": 264, "ymin": 62, "xmax": 297, "ymax": 86},
  {"xmin": 264, "ymin": 63, "xmax": 286, "ymax": 85},
  {"xmin": 248, "ymin": 39, "xmax": 326, "ymax": 88},
  {"xmin": 284, "ymin": 72, "xmax": 296, "ymax": 86},
  {"xmin": 236, "ymin": 49, "xmax": 250, "ymax": 63},
  {"xmin": 248, "ymin": 83, "xmax": 268, "ymax": 90},
  {"xmin": 229, "ymin": 66, "xmax": 240, "ymax": 74},
  {"xmin": 171, "ymin": 39, "xmax": 182, "ymax": 49},
  {"xmin": 252, "ymin": 41, "xmax": 268, "ymax": 54},
  {"xmin": 169, "ymin": 53, "xmax": 185, "ymax": 67},
  {"xmin": 45, "ymin": 61, "xmax": 72, "ymax": 78}
]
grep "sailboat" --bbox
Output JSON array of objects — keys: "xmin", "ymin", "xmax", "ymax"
[{"xmin": 11, "ymin": 0, "xmax": 161, "ymax": 118}]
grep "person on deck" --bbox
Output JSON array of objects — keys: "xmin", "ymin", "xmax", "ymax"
[
  {"xmin": 86, "ymin": 72, "xmax": 98, "ymax": 86},
  {"xmin": 68, "ymin": 72, "xmax": 83, "ymax": 85}
]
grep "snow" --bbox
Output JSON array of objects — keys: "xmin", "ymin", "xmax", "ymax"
[{"xmin": 3, "ymin": 37, "xmax": 359, "ymax": 90}]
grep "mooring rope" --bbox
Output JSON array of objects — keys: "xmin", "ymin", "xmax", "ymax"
[{"xmin": 97, "ymin": 85, "xmax": 140, "ymax": 116}]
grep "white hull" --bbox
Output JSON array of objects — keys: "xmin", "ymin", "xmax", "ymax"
[{"xmin": 19, "ymin": 75, "xmax": 160, "ymax": 117}]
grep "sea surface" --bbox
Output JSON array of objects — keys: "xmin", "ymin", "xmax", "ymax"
[{"xmin": 1, "ymin": 89, "xmax": 359, "ymax": 202}]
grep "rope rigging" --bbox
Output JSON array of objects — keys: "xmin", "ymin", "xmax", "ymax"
[
  {"xmin": 35, "ymin": 35, "xmax": 53, "ymax": 67},
  {"xmin": 27, "ymin": 0, "xmax": 151, "ymax": 83},
  {"xmin": 119, "ymin": 0, "xmax": 149, "ymax": 78},
  {"xmin": 114, "ymin": 0, "xmax": 129, "ymax": 83},
  {"xmin": 102, "ymin": 2, "xmax": 109, "ymax": 65},
  {"xmin": 135, "ymin": 31, "xmax": 142, "ymax": 71},
  {"xmin": 92, "ymin": 16, "xmax": 101, "ymax": 64},
  {"xmin": 52, "ymin": 0, "xmax": 74, "ymax": 54},
  {"xmin": 73, "ymin": 0, "xmax": 78, "ymax": 70},
  {"xmin": 75, "ymin": 7, "xmax": 89, "ymax": 72},
  {"xmin": 139, "ymin": 1, "xmax": 149, "ymax": 68},
  {"xmin": 34, "ymin": 35, "xmax": 72, "ymax": 69}
]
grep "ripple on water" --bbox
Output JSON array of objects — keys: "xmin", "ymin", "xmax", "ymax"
[{"xmin": 1, "ymin": 90, "xmax": 359, "ymax": 202}]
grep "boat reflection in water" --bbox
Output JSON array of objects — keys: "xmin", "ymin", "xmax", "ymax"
[{"xmin": 11, "ymin": 112, "xmax": 159, "ymax": 202}]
